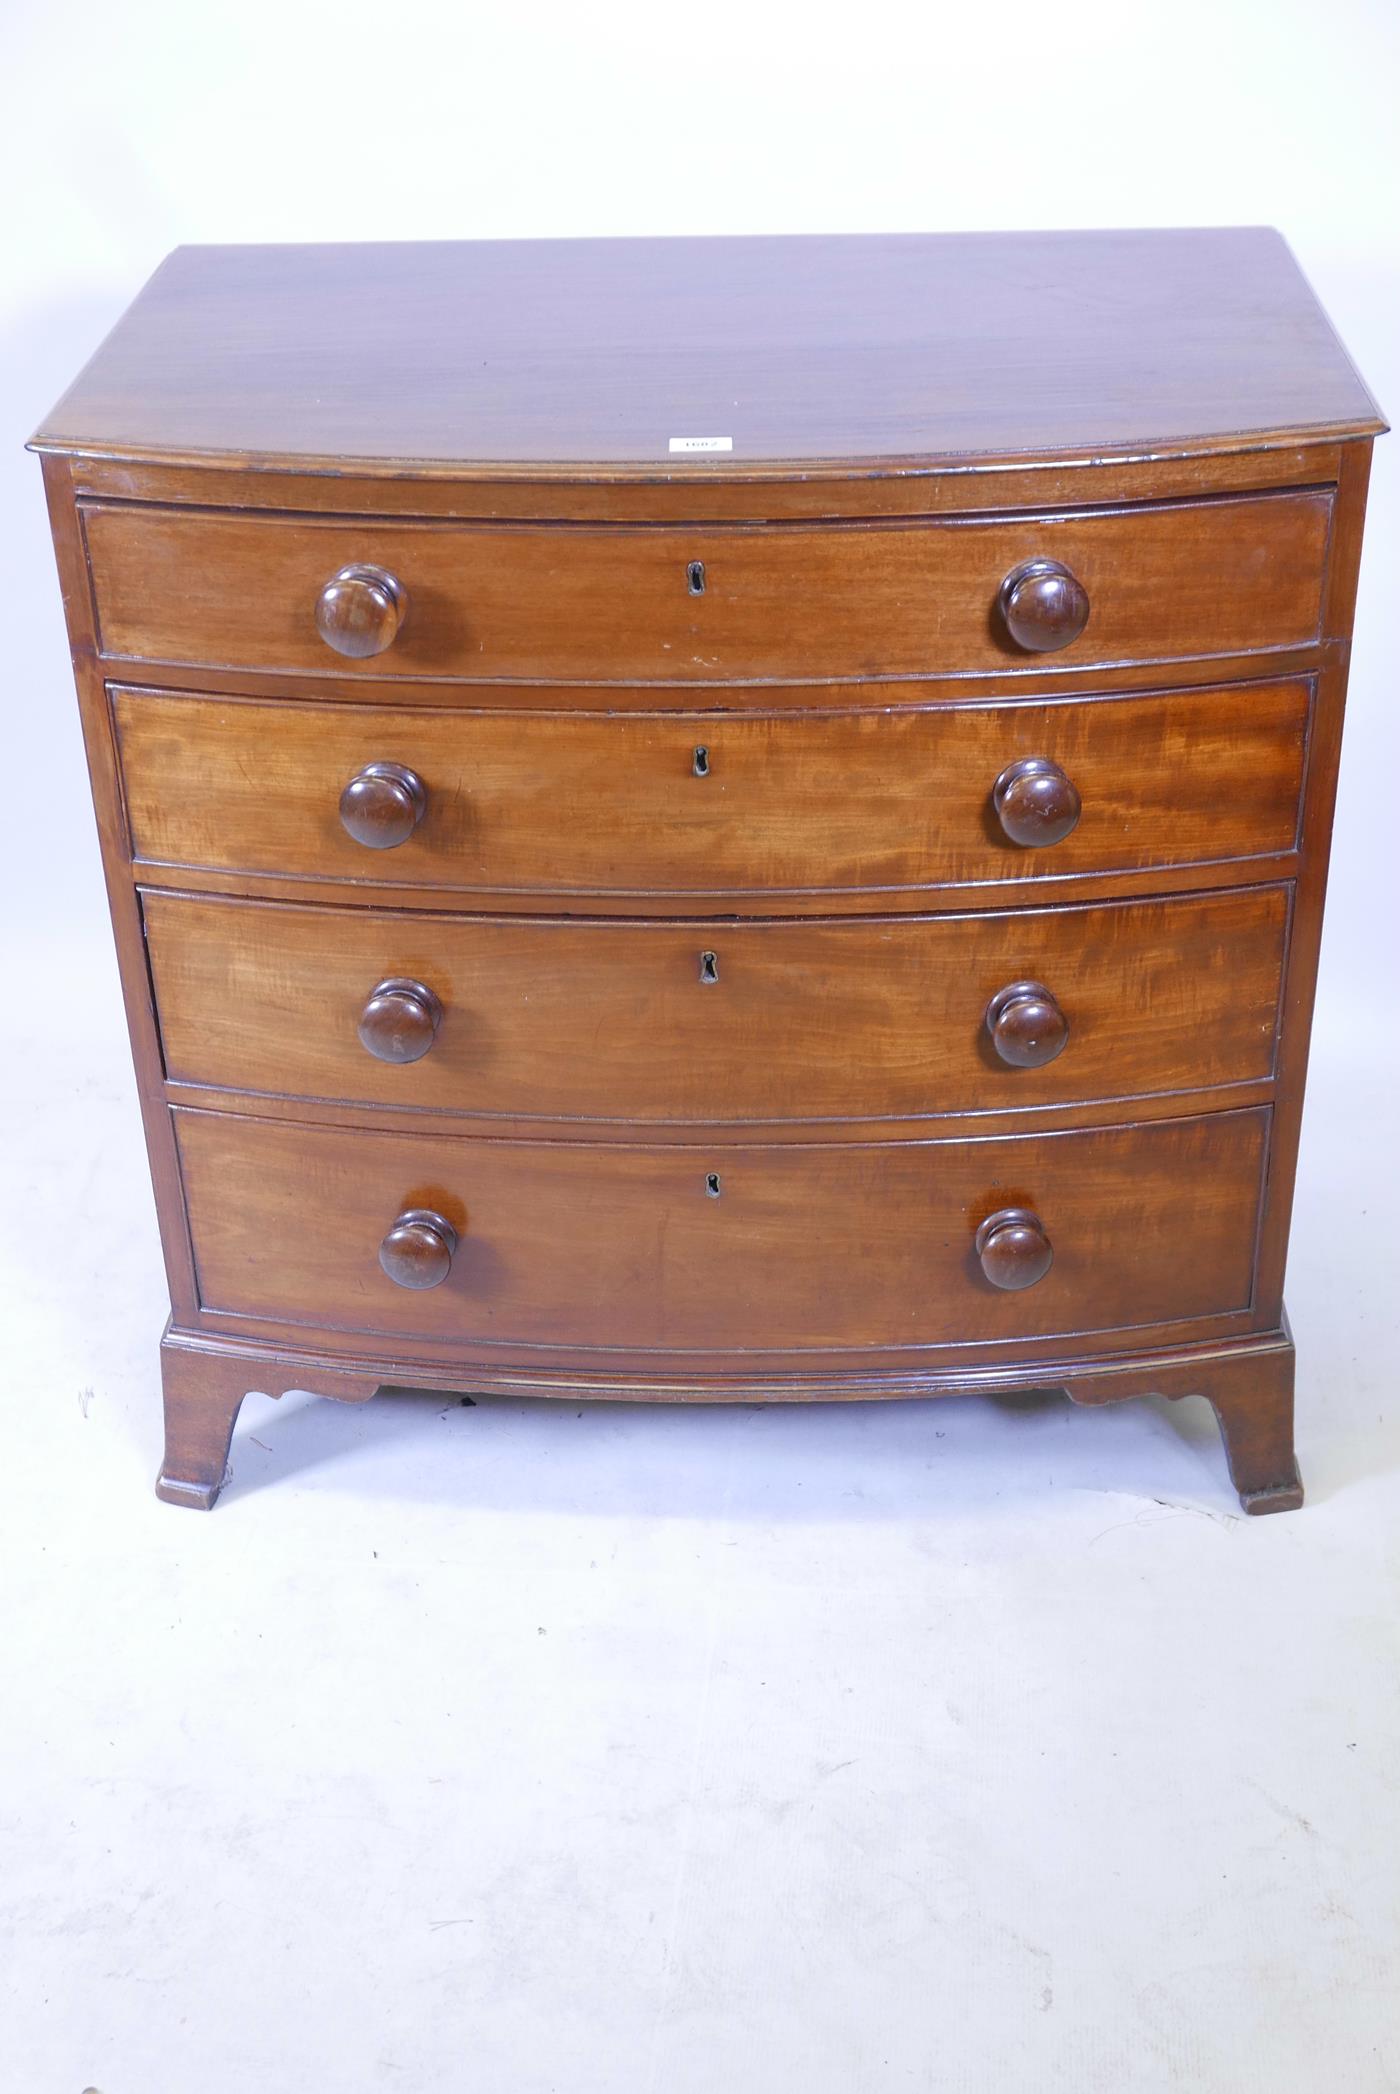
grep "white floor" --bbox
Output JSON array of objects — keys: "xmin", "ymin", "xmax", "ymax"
[{"xmin": 3, "ymin": 921, "xmax": 1398, "ymax": 2093}]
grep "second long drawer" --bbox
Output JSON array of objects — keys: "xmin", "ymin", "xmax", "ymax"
[
  {"xmin": 145, "ymin": 884, "xmax": 1289, "ymax": 1125},
  {"xmin": 113, "ymin": 679, "xmax": 1310, "ymax": 900}
]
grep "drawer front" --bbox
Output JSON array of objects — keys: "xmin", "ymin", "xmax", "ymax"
[
  {"xmin": 86, "ymin": 493, "xmax": 1331, "ymax": 683},
  {"xmin": 175, "ymin": 1107, "xmax": 1268, "ymax": 1354},
  {"xmin": 147, "ymin": 887, "xmax": 1289, "ymax": 1124},
  {"xmin": 115, "ymin": 681, "xmax": 1309, "ymax": 898}
]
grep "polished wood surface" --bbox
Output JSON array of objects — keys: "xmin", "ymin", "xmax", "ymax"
[
  {"xmin": 32, "ymin": 232, "xmax": 1381, "ymax": 1511},
  {"xmin": 83, "ymin": 491, "xmax": 1331, "ymax": 682},
  {"xmin": 1064, "ymin": 1330, "xmax": 1304, "ymax": 1516},
  {"xmin": 63, "ymin": 437, "xmax": 1351, "ymax": 523},
  {"xmin": 174, "ymin": 1106, "xmax": 1268, "ymax": 1354},
  {"xmin": 1253, "ymin": 444, "xmax": 1374, "ymax": 1330},
  {"xmin": 29, "ymin": 231, "xmax": 1383, "ymax": 472},
  {"xmin": 144, "ymin": 885, "xmax": 1289, "ymax": 1125},
  {"xmin": 114, "ymin": 681, "xmax": 1311, "ymax": 901}
]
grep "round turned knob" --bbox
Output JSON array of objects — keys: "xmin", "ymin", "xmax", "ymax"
[
  {"xmin": 315, "ymin": 563, "xmax": 407, "ymax": 658},
  {"xmin": 358, "ymin": 978, "xmax": 444, "ymax": 1064},
  {"xmin": 339, "ymin": 762, "xmax": 427, "ymax": 849},
  {"xmin": 992, "ymin": 756, "xmax": 1082, "ymax": 848},
  {"xmin": 378, "ymin": 1208, "xmax": 458, "ymax": 1290},
  {"xmin": 998, "ymin": 558, "xmax": 1090, "ymax": 653},
  {"xmin": 985, "ymin": 980, "xmax": 1069, "ymax": 1068},
  {"xmin": 976, "ymin": 1207, "xmax": 1054, "ymax": 1291}
]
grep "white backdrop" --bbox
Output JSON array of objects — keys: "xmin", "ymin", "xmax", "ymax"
[
  {"xmin": 3, "ymin": 0, "xmax": 1396, "ymax": 1019},
  {"xmin": 3, "ymin": 6, "xmax": 1399, "ymax": 2090}
]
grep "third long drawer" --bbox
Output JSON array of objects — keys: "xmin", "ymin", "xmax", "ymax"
[{"xmin": 145, "ymin": 883, "xmax": 1289, "ymax": 1126}]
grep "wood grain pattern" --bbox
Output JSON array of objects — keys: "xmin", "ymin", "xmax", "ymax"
[
  {"xmin": 62, "ymin": 440, "xmax": 1350, "ymax": 524},
  {"xmin": 144, "ymin": 885, "xmax": 1289, "ymax": 1125},
  {"xmin": 83, "ymin": 492, "xmax": 1332, "ymax": 683},
  {"xmin": 1253, "ymin": 443, "xmax": 1376, "ymax": 1322},
  {"xmin": 38, "ymin": 457, "xmax": 202, "ymax": 1326},
  {"xmin": 30, "ymin": 231, "xmax": 1383, "ymax": 472},
  {"xmin": 174, "ymin": 1106, "xmax": 1269, "ymax": 1355},
  {"xmin": 113, "ymin": 680, "xmax": 1311, "ymax": 900}
]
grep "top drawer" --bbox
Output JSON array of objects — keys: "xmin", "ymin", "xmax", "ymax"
[{"xmin": 81, "ymin": 491, "xmax": 1332, "ymax": 685}]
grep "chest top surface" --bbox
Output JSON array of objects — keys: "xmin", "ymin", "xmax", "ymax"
[{"xmin": 29, "ymin": 228, "xmax": 1383, "ymax": 478}]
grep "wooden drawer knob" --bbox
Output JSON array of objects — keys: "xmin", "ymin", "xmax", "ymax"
[
  {"xmin": 998, "ymin": 558, "xmax": 1090, "ymax": 652},
  {"xmin": 976, "ymin": 1207, "xmax": 1053, "ymax": 1291},
  {"xmin": 985, "ymin": 980, "xmax": 1068, "ymax": 1068},
  {"xmin": 379, "ymin": 1207, "xmax": 458, "ymax": 1289},
  {"xmin": 316, "ymin": 563, "xmax": 407, "ymax": 657},
  {"xmin": 993, "ymin": 756, "xmax": 1081, "ymax": 848},
  {"xmin": 339, "ymin": 762, "xmax": 427, "ymax": 849},
  {"xmin": 358, "ymin": 978, "xmax": 443, "ymax": 1064}
]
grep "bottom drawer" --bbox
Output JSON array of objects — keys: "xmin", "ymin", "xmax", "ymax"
[{"xmin": 175, "ymin": 1107, "xmax": 1267, "ymax": 1357}]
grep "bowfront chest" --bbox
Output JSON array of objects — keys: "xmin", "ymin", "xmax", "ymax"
[{"xmin": 32, "ymin": 229, "xmax": 1383, "ymax": 1509}]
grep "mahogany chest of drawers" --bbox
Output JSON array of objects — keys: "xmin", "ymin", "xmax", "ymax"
[{"xmin": 32, "ymin": 230, "xmax": 1383, "ymax": 1511}]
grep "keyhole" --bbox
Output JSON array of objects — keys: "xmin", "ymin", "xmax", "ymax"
[
  {"xmin": 705, "ymin": 1172, "xmax": 722, "ymax": 1198},
  {"xmin": 699, "ymin": 950, "xmax": 719, "ymax": 985},
  {"xmin": 693, "ymin": 745, "xmax": 710, "ymax": 777},
  {"xmin": 687, "ymin": 560, "xmax": 706, "ymax": 595}
]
